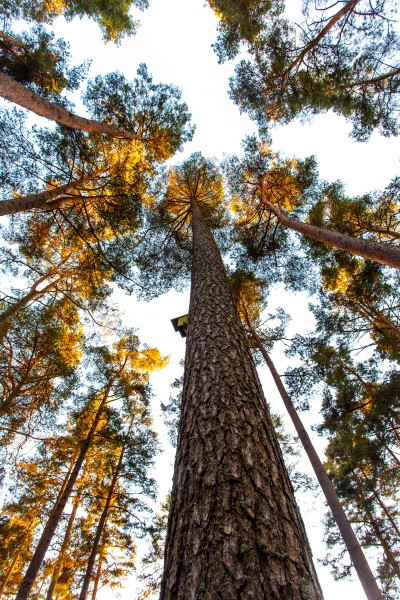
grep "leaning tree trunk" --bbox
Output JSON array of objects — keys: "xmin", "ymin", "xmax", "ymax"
[
  {"xmin": 15, "ymin": 382, "xmax": 113, "ymax": 600},
  {"xmin": 45, "ymin": 465, "xmax": 88, "ymax": 600},
  {"xmin": 160, "ymin": 199, "xmax": 323, "ymax": 599},
  {"xmin": 0, "ymin": 170, "xmax": 104, "ymax": 217},
  {"xmin": 91, "ymin": 552, "xmax": 104, "ymax": 600},
  {"xmin": 0, "ymin": 72, "xmax": 142, "ymax": 141},
  {"xmin": 261, "ymin": 188, "xmax": 400, "ymax": 270},
  {"xmin": 244, "ymin": 313, "xmax": 383, "ymax": 600},
  {"xmin": 78, "ymin": 444, "xmax": 125, "ymax": 600}
]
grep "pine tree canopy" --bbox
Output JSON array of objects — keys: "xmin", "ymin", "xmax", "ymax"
[{"xmin": 1, "ymin": 1, "xmax": 400, "ymax": 599}]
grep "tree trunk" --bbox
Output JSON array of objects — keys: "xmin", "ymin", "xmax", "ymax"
[
  {"xmin": 45, "ymin": 467, "xmax": 87, "ymax": 600},
  {"xmin": 78, "ymin": 445, "xmax": 125, "ymax": 600},
  {"xmin": 91, "ymin": 552, "xmax": 104, "ymax": 600},
  {"xmin": 261, "ymin": 188, "xmax": 400, "ymax": 270},
  {"xmin": 0, "ymin": 272, "xmax": 68, "ymax": 327},
  {"xmin": 15, "ymin": 382, "xmax": 113, "ymax": 600},
  {"xmin": 0, "ymin": 530, "xmax": 29, "ymax": 596},
  {"xmin": 161, "ymin": 199, "xmax": 323, "ymax": 599},
  {"xmin": 0, "ymin": 72, "xmax": 142, "ymax": 141},
  {"xmin": 0, "ymin": 171, "xmax": 103, "ymax": 217},
  {"xmin": 364, "ymin": 506, "xmax": 400, "ymax": 580},
  {"xmin": 244, "ymin": 315, "xmax": 383, "ymax": 600},
  {"xmin": 283, "ymin": 0, "xmax": 362, "ymax": 77}
]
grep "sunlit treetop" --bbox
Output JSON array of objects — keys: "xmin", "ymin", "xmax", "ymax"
[
  {"xmin": 223, "ymin": 135, "xmax": 318, "ymax": 267},
  {"xmin": 150, "ymin": 153, "xmax": 226, "ymax": 251},
  {"xmin": 0, "ymin": 0, "xmax": 149, "ymax": 42}
]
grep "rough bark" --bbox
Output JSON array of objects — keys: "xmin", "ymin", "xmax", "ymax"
[
  {"xmin": 0, "ymin": 72, "xmax": 142, "ymax": 141},
  {"xmin": 261, "ymin": 187, "xmax": 400, "ymax": 270},
  {"xmin": 245, "ymin": 316, "xmax": 383, "ymax": 600},
  {"xmin": 161, "ymin": 199, "xmax": 323, "ymax": 599},
  {"xmin": 15, "ymin": 382, "xmax": 113, "ymax": 600},
  {"xmin": 0, "ymin": 171, "xmax": 105, "ymax": 217},
  {"xmin": 78, "ymin": 444, "xmax": 125, "ymax": 600}
]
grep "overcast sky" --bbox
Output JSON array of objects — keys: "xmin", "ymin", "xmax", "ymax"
[{"xmin": 46, "ymin": 1, "xmax": 400, "ymax": 598}]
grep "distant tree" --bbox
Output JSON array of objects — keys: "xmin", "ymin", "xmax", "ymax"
[
  {"xmin": 207, "ymin": 0, "xmax": 283, "ymax": 61},
  {"xmin": 0, "ymin": 0, "xmax": 149, "ymax": 42},
  {"xmin": 0, "ymin": 65, "xmax": 193, "ymax": 157},
  {"xmin": 15, "ymin": 334, "xmax": 165, "ymax": 600},
  {"xmin": 0, "ymin": 301, "xmax": 81, "ymax": 448}
]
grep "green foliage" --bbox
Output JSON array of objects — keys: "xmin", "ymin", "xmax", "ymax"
[
  {"xmin": 0, "ymin": 0, "xmax": 149, "ymax": 42},
  {"xmin": 207, "ymin": 0, "xmax": 283, "ymax": 62},
  {"xmin": 82, "ymin": 65, "xmax": 194, "ymax": 161},
  {"xmin": 0, "ymin": 26, "xmax": 88, "ymax": 96},
  {"xmin": 229, "ymin": 0, "xmax": 400, "ymax": 139}
]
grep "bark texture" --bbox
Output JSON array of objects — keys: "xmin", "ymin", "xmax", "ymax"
[
  {"xmin": 246, "ymin": 318, "xmax": 383, "ymax": 600},
  {"xmin": 0, "ymin": 72, "xmax": 141, "ymax": 141},
  {"xmin": 161, "ymin": 199, "xmax": 323, "ymax": 599},
  {"xmin": 261, "ymin": 190, "xmax": 400, "ymax": 270}
]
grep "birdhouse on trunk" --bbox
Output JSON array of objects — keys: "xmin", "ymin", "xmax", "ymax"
[{"xmin": 171, "ymin": 314, "xmax": 189, "ymax": 338}]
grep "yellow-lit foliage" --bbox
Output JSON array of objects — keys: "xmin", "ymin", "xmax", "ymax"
[
  {"xmin": 230, "ymin": 269, "xmax": 267, "ymax": 326},
  {"xmin": 161, "ymin": 155, "xmax": 226, "ymax": 240}
]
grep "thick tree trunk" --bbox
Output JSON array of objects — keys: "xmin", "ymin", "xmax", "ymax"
[
  {"xmin": 261, "ymin": 189, "xmax": 400, "ymax": 270},
  {"xmin": 245, "ymin": 317, "xmax": 383, "ymax": 600},
  {"xmin": 161, "ymin": 199, "xmax": 322, "ymax": 599},
  {"xmin": 78, "ymin": 445, "xmax": 125, "ymax": 600},
  {"xmin": 0, "ymin": 72, "xmax": 142, "ymax": 141},
  {"xmin": 15, "ymin": 383, "xmax": 113, "ymax": 600},
  {"xmin": 0, "ymin": 171, "xmax": 101, "ymax": 217}
]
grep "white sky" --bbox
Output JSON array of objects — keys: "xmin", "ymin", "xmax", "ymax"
[{"xmin": 16, "ymin": 0, "xmax": 400, "ymax": 598}]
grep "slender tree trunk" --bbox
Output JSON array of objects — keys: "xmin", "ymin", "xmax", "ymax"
[
  {"xmin": 0, "ymin": 171, "xmax": 103, "ymax": 217},
  {"xmin": 79, "ymin": 445, "xmax": 125, "ymax": 600},
  {"xmin": 261, "ymin": 188, "xmax": 400, "ymax": 270},
  {"xmin": 161, "ymin": 199, "xmax": 322, "ymax": 599},
  {"xmin": 0, "ymin": 272, "xmax": 68, "ymax": 327},
  {"xmin": 370, "ymin": 488, "xmax": 400, "ymax": 539},
  {"xmin": 0, "ymin": 529, "xmax": 29, "ymax": 596},
  {"xmin": 91, "ymin": 552, "xmax": 104, "ymax": 600},
  {"xmin": 283, "ymin": 0, "xmax": 362, "ymax": 77},
  {"xmin": 364, "ymin": 506, "xmax": 400, "ymax": 580},
  {"xmin": 350, "ymin": 67, "xmax": 400, "ymax": 88},
  {"xmin": 244, "ymin": 314, "xmax": 383, "ymax": 600},
  {"xmin": 0, "ymin": 72, "xmax": 142, "ymax": 141},
  {"xmin": 45, "ymin": 467, "xmax": 88, "ymax": 600},
  {"xmin": 15, "ymin": 382, "xmax": 113, "ymax": 600}
]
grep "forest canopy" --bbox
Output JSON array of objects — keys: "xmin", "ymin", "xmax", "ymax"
[{"xmin": 0, "ymin": 0, "xmax": 399, "ymax": 599}]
